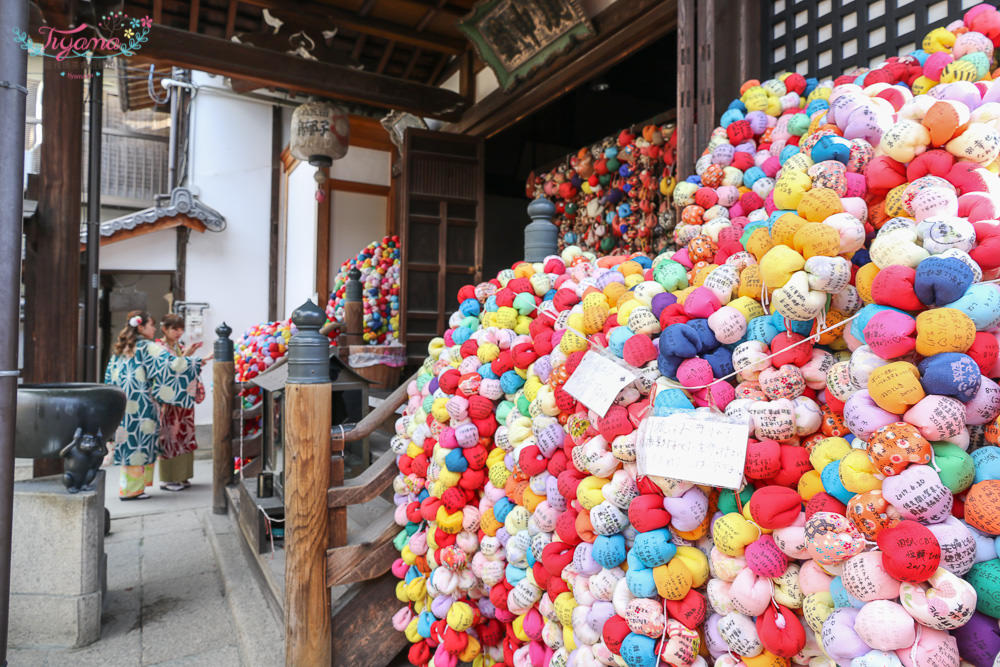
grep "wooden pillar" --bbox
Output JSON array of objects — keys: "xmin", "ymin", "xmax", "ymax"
[
  {"xmin": 24, "ymin": 56, "xmax": 84, "ymax": 477},
  {"xmin": 212, "ymin": 322, "xmax": 234, "ymax": 514},
  {"xmin": 676, "ymin": 0, "xmax": 696, "ymax": 180},
  {"xmin": 284, "ymin": 300, "xmax": 332, "ymax": 667},
  {"xmin": 695, "ymin": 0, "xmax": 716, "ymax": 156}
]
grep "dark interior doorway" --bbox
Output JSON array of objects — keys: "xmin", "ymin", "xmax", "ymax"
[
  {"xmin": 99, "ymin": 271, "xmax": 176, "ymax": 377},
  {"xmin": 482, "ymin": 31, "xmax": 678, "ymax": 276}
]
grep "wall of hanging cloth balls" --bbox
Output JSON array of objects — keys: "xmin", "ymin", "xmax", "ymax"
[
  {"xmin": 325, "ymin": 235, "xmax": 402, "ymax": 345},
  {"xmin": 526, "ymin": 124, "xmax": 678, "ymax": 258},
  {"xmin": 388, "ymin": 5, "xmax": 1000, "ymax": 667}
]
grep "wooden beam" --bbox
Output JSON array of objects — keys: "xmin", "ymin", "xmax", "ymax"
[
  {"xmin": 459, "ymin": 49, "xmax": 474, "ymax": 104},
  {"xmin": 427, "ymin": 52, "xmax": 450, "ymax": 85},
  {"xmin": 446, "ymin": 0, "xmax": 678, "ymax": 137},
  {"xmin": 225, "ymin": 0, "xmax": 237, "ymax": 38},
  {"xmin": 153, "ymin": 0, "xmax": 163, "ymax": 24},
  {"xmin": 238, "ymin": 0, "xmax": 465, "ymax": 54},
  {"xmin": 696, "ymin": 0, "xmax": 715, "ymax": 156},
  {"xmin": 189, "ymin": 0, "xmax": 200, "ymax": 32},
  {"xmin": 134, "ymin": 24, "xmax": 467, "ymax": 120},
  {"xmin": 316, "ymin": 167, "xmax": 331, "ymax": 300},
  {"xmin": 36, "ymin": 0, "xmax": 80, "ymax": 28},
  {"xmin": 403, "ymin": 47, "xmax": 421, "ymax": 79},
  {"xmin": 80, "ymin": 215, "xmax": 208, "ymax": 250},
  {"xmin": 349, "ymin": 115, "xmax": 393, "ymax": 151},
  {"xmin": 24, "ymin": 56, "xmax": 85, "ymax": 477},
  {"xmin": 325, "ymin": 519, "xmax": 397, "ymax": 585},
  {"xmin": 327, "ymin": 179, "xmax": 391, "ymax": 197},
  {"xmin": 376, "ymin": 41, "xmax": 395, "ymax": 74}
]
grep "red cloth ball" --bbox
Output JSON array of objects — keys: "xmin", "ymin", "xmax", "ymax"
[
  {"xmin": 748, "ymin": 486, "xmax": 803, "ymax": 529},
  {"xmin": 756, "ymin": 605, "xmax": 806, "ymax": 657},
  {"xmin": 871, "ymin": 265, "xmax": 923, "ymax": 311},
  {"xmin": 769, "ymin": 446, "xmax": 813, "ymax": 487},
  {"xmin": 877, "ymin": 519, "xmax": 941, "ymax": 583},
  {"xmin": 770, "ymin": 332, "xmax": 813, "ymax": 367},
  {"xmin": 805, "ymin": 492, "xmax": 847, "ymax": 519},
  {"xmin": 623, "ymin": 335, "xmax": 657, "ymax": 367},
  {"xmin": 439, "ymin": 369, "xmax": 461, "ymax": 394},
  {"xmin": 967, "ymin": 332, "xmax": 999, "ymax": 376},
  {"xmin": 745, "ymin": 438, "xmax": 782, "ymax": 480},
  {"xmin": 628, "ymin": 494, "xmax": 672, "ymax": 532},
  {"xmin": 666, "ymin": 589, "xmax": 707, "ymax": 630},
  {"xmin": 602, "ymin": 615, "xmax": 630, "ymax": 655},
  {"xmin": 866, "ymin": 155, "xmax": 907, "ymax": 196}
]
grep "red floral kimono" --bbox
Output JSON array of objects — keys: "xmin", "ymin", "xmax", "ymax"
[{"xmin": 156, "ymin": 338, "xmax": 200, "ymax": 459}]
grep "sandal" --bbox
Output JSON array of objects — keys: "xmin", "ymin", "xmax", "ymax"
[
  {"xmin": 181, "ymin": 480, "xmax": 192, "ymax": 488},
  {"xmin": 119, "ymin": 493, "xmax": 150, "ymax": 501},
  {"xmin": 160, "ymin": 483, "xmax": 185, "ymax": 492}
]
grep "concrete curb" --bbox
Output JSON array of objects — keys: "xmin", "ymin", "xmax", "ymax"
[{"xmin": 203, "ymin": 511, "xmax": 285, "ymax": 666}]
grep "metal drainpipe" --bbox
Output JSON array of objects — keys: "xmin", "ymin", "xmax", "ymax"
[
  {"xmin": 83, "ymin": 59, "xmax": 103, "ymax": 382},
  {"xmin": 0, "ymin": 1, "xmax": 28, "ymax": 662}
]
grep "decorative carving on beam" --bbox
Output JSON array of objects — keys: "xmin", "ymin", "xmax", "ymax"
[{"xmin": 233, "ymin": 8, "xmax": 361, "ymax": 69}]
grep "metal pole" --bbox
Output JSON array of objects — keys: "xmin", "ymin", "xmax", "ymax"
[
  {"xmin": 212, "ymin": 323, "xmax": 234, "ymax": 514},
  {"xmin": 83, "ymin": 59, "xmax": 103, "ymax": 382},
  {"xmin": 0, "ymin": 2, "xmax": 28, "ymax": 662},
  {"xmin": 167, "ymin": 68, "xmax": 179, "ymax": 190}
]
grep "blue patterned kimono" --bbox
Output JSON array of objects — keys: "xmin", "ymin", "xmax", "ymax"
[{"xmin": 104, "ymin": 338, "xmax": 201, "ymax": 467}]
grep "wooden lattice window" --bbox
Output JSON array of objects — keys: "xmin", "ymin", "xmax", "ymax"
[{"xmin": 763, "ymin": 0, "xmax": 982, "ymax": 81}]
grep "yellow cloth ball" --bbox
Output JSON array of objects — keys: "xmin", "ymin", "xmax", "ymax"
[
  {"xmin": 577, "ymin": 476, "xmax": 608, "ymax": 510},
  {"xmin": 653, "ymin": 558, "xmax": 694, "ymax": 600},
  {"xmin": 797, "ymin": 470, "xmax": 824, "ymax": 500},
  {"xmin": 477, "ymin": 342, "xmax": 500, "ymax": 364},
  {"xmin": 712, "ymin": 513, "xmax": 759, "ymax": 557},
  {"xmin": 916, "ymin": 308, "xmax": 976, "ymax": 356},
  {"xmin": 854, "ymin": 262, "xmax": 881, "ymax": 304},
  {"xmin": 796, "ymin": 188, "xmax": 844, "ymax": 223},
  {"xmin": 771, "ymin": 213, "xmax": 809, "ymax": 247},
  {"xmin": 447, "ymin": 601, "xmax": 474, "ymax": 631},
  {"xmin": 867, "ymin": 361, "xmax": 925, "ymax": 414},
  {"xmin": 810, "ymin": 437, "xmax": 851, "ymax": 472},
  {"xmin": 840, "ymin": 449, "xmax": 882, "ymax": 494},
  {"xmin": 759, "ymin": 245, "xmax": 806, "ymax": 290},
  {"xmin": 674, "ymin": 545, "xmax": 710, "ymax": 587}
]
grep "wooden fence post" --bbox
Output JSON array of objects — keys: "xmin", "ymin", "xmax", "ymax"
[
  {"xmin": 284, "ymin": 300, "xmax": 332, "ymax": 666},
  {"xmin": 212, "ymin": 322, "xmax": 234, "ymax": 514}
]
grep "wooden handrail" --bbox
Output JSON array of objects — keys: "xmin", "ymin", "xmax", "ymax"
[
  {"xmin": 327, "ymin": 449, "xmax": 398, "ymax": 508},
  {"xmin": 331, "ymin": 369, "xmax": 418, "ymax": 446}
]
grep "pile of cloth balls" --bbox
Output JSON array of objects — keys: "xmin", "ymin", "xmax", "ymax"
[
  {"xmin": 325, "ymin": 235, "xmax": 402, "ymax": 344},
  {"xmin": 526, "ymin": 125, "xmax": 678, "ymax": 257},
  {"xmin": 389, "ymin": 6, "xmax": 1000, "ymax": 667}
]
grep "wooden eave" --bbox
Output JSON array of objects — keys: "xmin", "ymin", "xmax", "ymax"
[{"xmin": 79, "ymin": 213, "xmax": 207, "ymax": 250}]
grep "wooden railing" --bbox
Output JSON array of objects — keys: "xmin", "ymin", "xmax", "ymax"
[{"xmin": 211, "ymin": 268, "xmax": 411, "ymax": 665}]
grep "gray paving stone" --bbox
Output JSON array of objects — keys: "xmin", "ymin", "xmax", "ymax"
[{"xmin": 147, "ymin": 643, "xmax": 242, "ymax": 667}]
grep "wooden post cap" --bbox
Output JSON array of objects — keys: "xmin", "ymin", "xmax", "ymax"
[
  {"xmin": 214, "ymin": 322, "xmax": 234, "ymax": 362},
  {"xmin": 288, "ymin": 300, "xmax": 329, "ymax": 384}
]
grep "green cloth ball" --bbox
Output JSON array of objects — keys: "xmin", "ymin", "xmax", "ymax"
[
  {"xmin": 967, "ymin": 559, "xmax": 1000, "ymax": 618},
  {"xmin": 653, "ymin": 259, "xmax": 689, "ymax": 292},
  {"xmin": 718, "ymin": 486, "xmax": 754, "ymax": 515},
  {"xmin": 496, "ymin": 400, "xmax": 514, "ymax": 425},
  {"xmin": 513, "ymin": 292, "xmax": 537, "ymax": 316},
  {"xmin": 931, "ymin": 443, "xmax": 975, "ymax": 493}
]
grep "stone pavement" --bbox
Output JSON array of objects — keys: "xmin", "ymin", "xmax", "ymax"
[{"xmin": 9, "ymin": 459, "xmax": 284, "ymax": 666}]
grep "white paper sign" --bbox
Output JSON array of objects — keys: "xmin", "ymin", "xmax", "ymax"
[
  {"xmin": 636, "ymin": 412, "xmax": 749, "ymax": 489},
  {"xmin": 563, "ymin": 350, "xmax": 637, "ymax": 417}
]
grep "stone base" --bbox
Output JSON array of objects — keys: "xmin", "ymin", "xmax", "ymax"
[{"xmin": 9, "ymin": 470, "xmax": 106, "ymax": 649}]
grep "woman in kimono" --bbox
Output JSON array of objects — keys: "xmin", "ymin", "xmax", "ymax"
[
  {"xmin": 104, "ymin": 310, "xmax": 209, "ymax": 500},
  {"xmin": 155, "ymin": 313, "xmax": 203, "ymax": 491}
]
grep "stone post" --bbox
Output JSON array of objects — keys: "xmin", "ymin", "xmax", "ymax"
[{"xmin": 523, "ymin": 196, "xmax": 558, "ymax": 262}]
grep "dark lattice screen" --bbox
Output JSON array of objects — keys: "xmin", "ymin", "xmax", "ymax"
[{"xmin": 763, "ymin": 0, "xmax": 983, "ymax": 81}]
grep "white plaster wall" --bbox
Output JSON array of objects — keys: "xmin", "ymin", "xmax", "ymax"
[
  {"xmin": 283, "ymin": 163, "xmax": 319, "ymax": 318},
  {"xmin": 100, "ymin": 230, "xmax": 177, "ymax": 271},
  {"xmin": 187, "ymin": 72, "xmax": 274, "ymax": 425},
  {"xmin": 330, "ymin": 147, "xmax": 390, "ymax": 186},
  {"xmin": 329, "ymin": 191, "xmax": 387, "ymax": 287}
]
